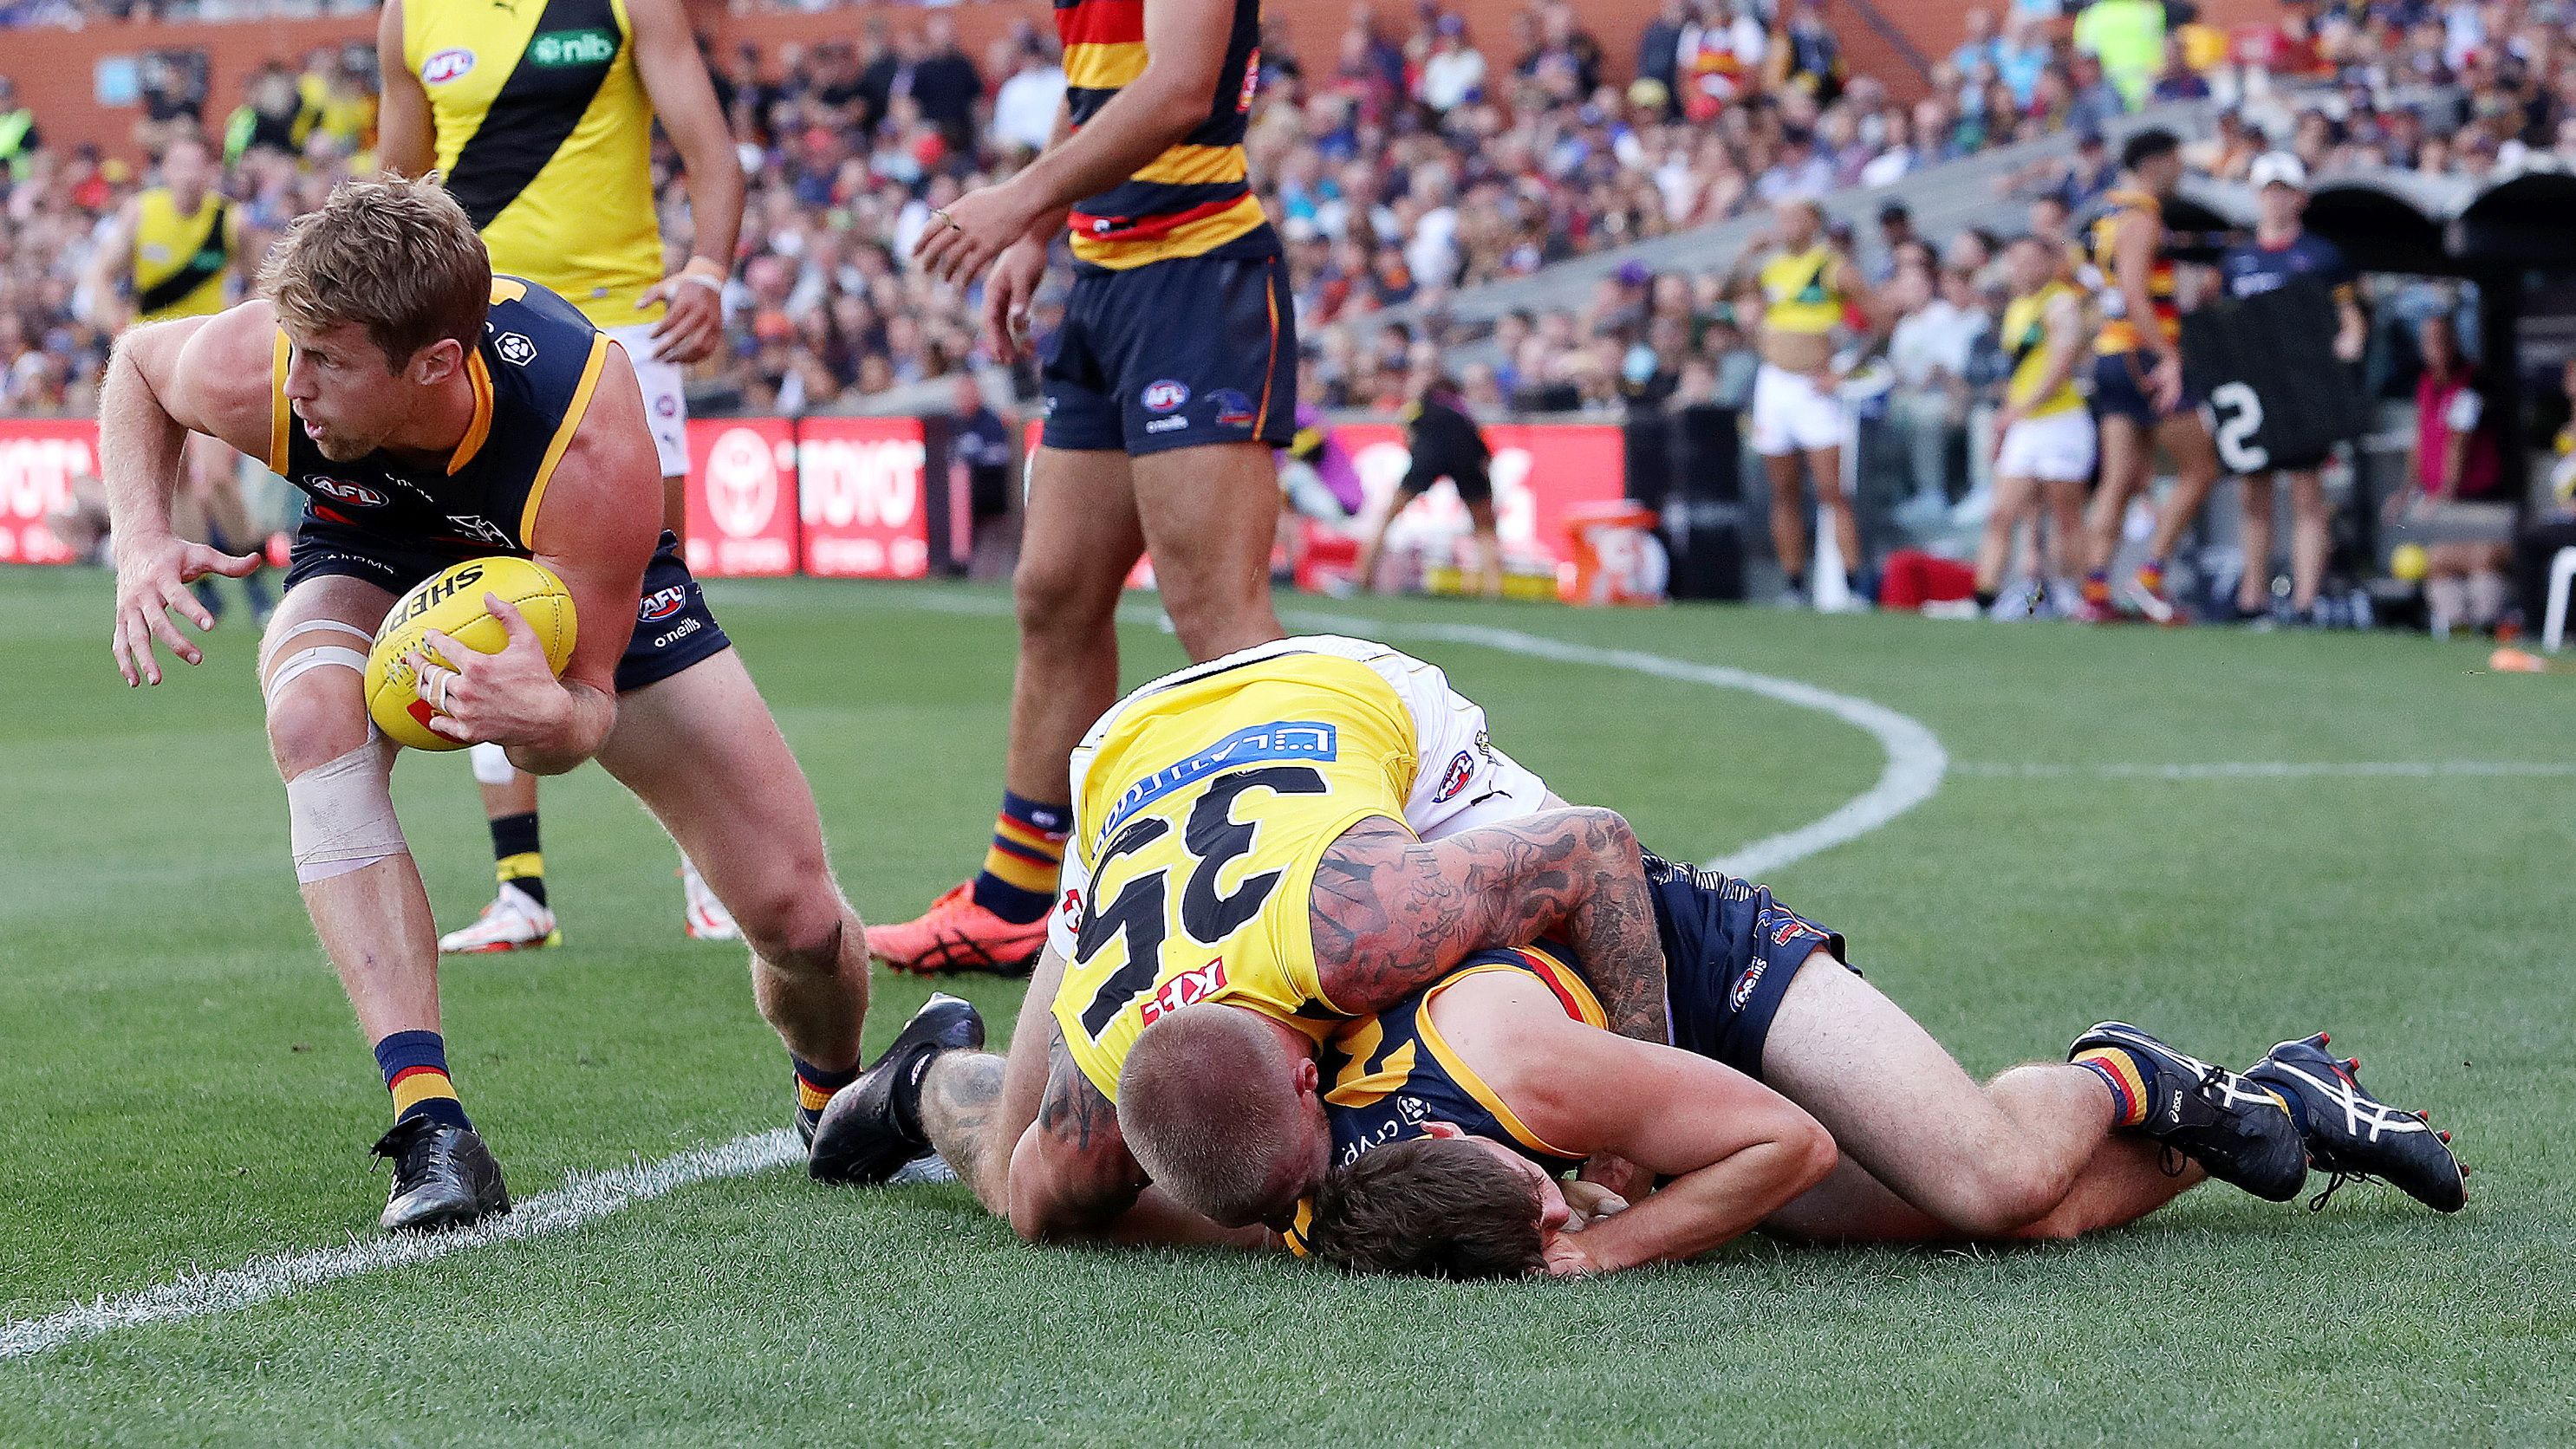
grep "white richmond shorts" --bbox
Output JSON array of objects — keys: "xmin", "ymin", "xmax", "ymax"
[
  {"xmin": 606, "ymin": 322, "xmax": 689, "ymax": 478},
  {"xmin": 1045, "ymin": 635, "xmax": 1554, "ymax": 962},
  {"xmin": 1749, "ymin": 361, "xmax": 1848, "ymax": 458},
  {"xmin": 1995, "ymin": 407, "xmax": 2098, "ymax": 484}
]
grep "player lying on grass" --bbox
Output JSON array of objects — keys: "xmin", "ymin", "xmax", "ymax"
[
  {"xmin": 812, "ymin": 634, "xmax": 1673, "ymax": 1244},
  {"xmin": 100, "ymin": 177, "xmax": 880, "ymax": 1231},
  {"xmin": 1291, "ymin": 857, "xmax": 2469, "ymax": 1277}
]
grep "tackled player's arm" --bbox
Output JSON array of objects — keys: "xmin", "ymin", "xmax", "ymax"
[
  {"xmin": 505, "ymin": 343, "xmax": 661, "ymax": 773},
  {"xmin": 1308, "ymin": 808, "xmax": 1670, "ymax": 1043},
  {"xmin": 100, "ymin": 305, "xmax": 277, "ymax": 684},
  {"xmin": 375, "ymin": 0, "xmax": 437, "ymax": 180},
  {"xmin": 1486, "ymin": 1007, "xmax": 1837, "ymax": 1277},
  {"xmin": 1007, "ymin": 1032, "xmax": 1270, "ymax": 1248}
]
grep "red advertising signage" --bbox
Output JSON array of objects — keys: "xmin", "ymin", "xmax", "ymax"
[
  {"xmin": 683, "ymin": 419, "xmax": 798, "ymax": 577},
  {"xmin": 798, "ymin": 416, "xmax": 931, "ymax": 579},
  {"xmin": 1331, "ymin": 421, "xmax": 1624, "ymax": 563},
  {"xmin": 0, "ymin": 419, "xmax": 97, "ymax": 565}
]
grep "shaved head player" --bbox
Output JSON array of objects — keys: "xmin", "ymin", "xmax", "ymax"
[{"xmin": 98, "ymin": 178, "xmax": 876, "ymax": 1231}]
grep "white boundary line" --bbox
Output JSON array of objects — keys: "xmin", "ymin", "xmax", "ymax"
[
  {"xmin": 3, "ymin": 598, "xmax": 1944, "ymax": 1361},
  {"xmin": 1954, "ymin": 760, "xmax": 2576, "ymax": 781}
]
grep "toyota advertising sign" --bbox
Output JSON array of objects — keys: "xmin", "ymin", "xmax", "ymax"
[{"xmin": 798, "ymin": 417, "xmax": 931, "ymax": 579}]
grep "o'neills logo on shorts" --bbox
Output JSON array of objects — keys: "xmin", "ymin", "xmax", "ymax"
[{"xmin": 638, "ymin": 585, "xmax": 687, "ymax": 621}]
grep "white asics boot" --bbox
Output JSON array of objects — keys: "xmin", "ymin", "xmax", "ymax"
[
  {"xmin": 437, "ymin": 882, "xmax": 562, "ymax": 955},
  {"xmin": 680, "ymin": 855, "xmax": 741, "ymax": 941}
]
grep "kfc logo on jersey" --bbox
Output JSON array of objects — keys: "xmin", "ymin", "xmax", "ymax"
[
  {"xmin": 1431, "ymin": 749, "xmax": 1476, "ymax": 803},
  {"xmin": 495, "ymin": 332, "xmax": 537, "ymax": 367},
  {"xmin": 1136, "ymin": 958, "xmax": 1228, "ymax": 1028},
  {"xmin": 306, "ymin": 477, "xmax": 387, "ymax": 508},
  {"xmin": 1142, "ymin": 380, "xmax": 1190, "ymax": 414},
  {"xmin": 638, "ymin": 585, "xmax": 688, "ymax": 622},
  {"xmin": 420, "ymin": 49, "xmax": 476, "ymax": 84}
]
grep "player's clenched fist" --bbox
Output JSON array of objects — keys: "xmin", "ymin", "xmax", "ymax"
[
  {"xmin": 407, "ymin": 593, "xmax": 572, "ymax": 748},
  {"xmin": 108, "ymin": 531, "xmax": 262, "ymax": 686}
]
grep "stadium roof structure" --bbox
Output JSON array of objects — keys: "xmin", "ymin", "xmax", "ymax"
[{"xmin": 2194, "ymin": 166, "xmax": 2576, "ymax": 277}]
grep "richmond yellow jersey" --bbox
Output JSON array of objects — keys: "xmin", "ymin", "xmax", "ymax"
[
  {"xmin": 2001, "ymin": 282, "xmax": 2084, "ymax": 417},
  {"xmin": 1759, "ymin": 245, "xmax": 1843, "ymax": 336},
  {"xmin": 1052, "ymin": 650, "xmax": 1423, "ymax": 1104},
  {"xmin": 133, "ymin": 188, "xmax": 234, "ymax": 323},
  {"xmin": 404, "ymin": 0, "xmax": 663, "ymax": 327}
]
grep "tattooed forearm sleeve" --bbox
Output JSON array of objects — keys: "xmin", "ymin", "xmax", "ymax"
[
  {"xmin": 1308, "ymin": 808, "xmax": 1669, "ymax": 1041},
  {"xmin": 919, "ymin": 1050, "xmax": 1010, "ymax": 1216}
]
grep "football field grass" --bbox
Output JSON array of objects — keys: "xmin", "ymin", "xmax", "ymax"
[{"xmin": 3, "ymin": 563, "xmax": 2572, "ymax": 1446}]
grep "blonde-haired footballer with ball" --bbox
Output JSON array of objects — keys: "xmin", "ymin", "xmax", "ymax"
[{"xmin": 99, "ymin": 176, "xmax": 881, "ymax": 1231}]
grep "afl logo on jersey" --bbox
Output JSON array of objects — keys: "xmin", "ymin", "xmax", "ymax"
[
  {"xmin": 308, "ymin": 477, "xmax": 388, "ymax": 508},
  {"xmin": 1142, "ymin": 380, "xmax": 1189, "ymax": 413},
  {"xmin": 638, "ymin": 586, "xmax": 688, "ymax": 622},
  {"xmin": 420, "ymin": 49, "xmax": 475, "ymax": 85},
  {"xmin": 495, "ymin": 332, "xmax": 537, "ymax": 367}
]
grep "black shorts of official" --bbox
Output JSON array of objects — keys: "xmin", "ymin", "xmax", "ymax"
[
  {"xmin": 283, "ymin": 518, "xmax": 731, "ymax": 694},
  {"xmin": 1039, "ymin": 250, "xmax": 1298, "ymax": 457},
  {"xmin": 2090, "ymin": 351, "xmax": 2203, "ymax": 429},
  {"xmin": 1399, "ymin": 459, "xmax": 1493, "ymax": 504},
  {"xmin": 1642, "ymin": 851, "xmax": 1853, "ymax": 1081}
]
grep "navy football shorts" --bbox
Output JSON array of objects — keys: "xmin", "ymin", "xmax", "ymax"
[
  {"xmin": 1643, "ymin": 851, "xmax": 1853, "ymax": 1081},
  {"xmin": 2090, "ymin": 350, "xmax": 2203, "ymax": 428},
  {"xmin": 283, "ymin": 520, "xmax": 730, "ymax": 694},
  {"xmin": 1039, "ymin": 253, "xmax": 1298, "ymax": 457}
]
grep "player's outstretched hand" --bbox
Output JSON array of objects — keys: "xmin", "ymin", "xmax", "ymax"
[
  {"xmin": 109, "ymin": 533, "xmax": 262, "ymax": 686},
  {"xmin": 916, "ymin": 180, "xmax": 1042, "ymax": 291},
  {"xmin": 410, "ymin": 593, "xmax": 568, "ymax": 748},
  {"xmin": 1561, "ymin": 1178, "xmax": 1630, "ymax": 1231},
  {"xmin": 641, "ymin": 264, "xmax": 725, "ymax": 366},
  {"xmin": 981, "ymin": 237, "xmax": 1051, "ymax": 364}
]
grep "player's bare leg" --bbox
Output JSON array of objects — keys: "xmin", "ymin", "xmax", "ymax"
[
  {"xmin": 868, "ymin": 447, "xmax": 1143, "ymax": 974},
  {"xmin": 1131, "ymin": 440, "xmax": 1285, "ymax": 660},
  {"xmin": 595, "ymin": 648, "xmax": 870, "ymax": 1152},
  {"xmin": 2287, "ymin": 470, "xmax": 2330, "ymax": 612},
  {"xmin": 1976, "ymin": 473, "xmax": 2040, "ymax": 601},
  {"xmin": 1759, "ymin": 962, "xmax": 2138, "ymax": 1238},
  {"xmin": 2238, "ymin": 472, "xmax": 2278, "ymax": 617},
  {"xmin": 2043, "ymin": 478, "xmax": 2086, "ymax": 608},
  {"xmin": 1805, "ymin": 443, "xmax": 1860, "ymax": 595},
  {"xmin": 2131, "ymin": 411, "xmax": 2222, "ymax": 620},
  {"xmin": 1764, "ymin": 451, "xmax": 1810, "ymax": 595},
  {"xmin": 1766, "ymin": 1133, "xmax": 2204, "ymax": 1245},
  {"xmin": 2082, "ymin": 413, "xmax": 2150, "ymax": 620},
  {"xmin": 262, "ymin": 575, "xmax": 508, "ymax": 1230},
  {"xmin": 1465, "ymin": 497, "xmax": 1504, "ymax": 599}
]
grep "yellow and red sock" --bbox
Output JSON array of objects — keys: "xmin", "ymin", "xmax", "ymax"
[
  {"xmin": 2082, "ymin": 570, "xmax": 2112, "ymax": 607},
  {"xmin": 374, "ymin": 1030, "xmax": 470, "ymax": 1131},
  {"xmin": 2137, "ymin": 558, "xmax": 2168, "ymax": 594},
  {"xmin": 2073, "ymin": 1048, "xmax": 2150, "ymax": 1128},
  {"xmin": 794, "ymin": 1056, "xmax": 860, "ymax": 1135},
  {"xmin": 969, "ymin": 791, "xmax": 1070, "ymax": 926}
]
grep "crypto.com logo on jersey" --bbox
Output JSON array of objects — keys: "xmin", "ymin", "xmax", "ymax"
[{"xmin": 683, "ymin": 419, "xmax": 797, "ymax": 577}]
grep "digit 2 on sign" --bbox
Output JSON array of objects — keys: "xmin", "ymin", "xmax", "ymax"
[{"xmin": 2208, "ymin": 381, "xmax": 2270, "ymax": 474}]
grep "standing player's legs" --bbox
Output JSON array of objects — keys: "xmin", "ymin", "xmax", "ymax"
[
  {"xmin": 1131, "ymin": 439, "xmax": 1287, "ymax": 660},
  {"xmin": 2042, "ymin": 478, "xmax": 2088, "ymax": 607},
  {"xmin": 865, "ymin": 445, "xmax": 1146, "ymax": 971},
  {"xmin": 1352, "ymin": 485, "xmax": 1426, "ymax": 595},
  {"xmin": 593, "ymin": 648, "xmax": 870, "ymax": 1131},
  {"xmin": 2135, "ymin": 408, "xmax": 2223, "ymax": 616},
  {"xmin": 2286, "ymin": 469, "xmax": 2331, "ymax": 613},
  {"xmin": 2237, "ymin": 471, "xmax": 2278, "ymax": 617},
  {"xmin": 1757, "ymin": 962, "xmax": 2192, "ymax": 1239},
  {"xmin": 2082, "ymin": 414, "xmax": 2150, "ymax": 619},
  {"xmin": 1464, "ymin": 496, "xmax": 1504, "ymax": 599},
  {"xmin": 1975, "ymin": 471, "xmax": 2040, "ymax": 604},
  {"xmin": 261, "ymin": 572, "xmax": 508, "ymax": 1229}
]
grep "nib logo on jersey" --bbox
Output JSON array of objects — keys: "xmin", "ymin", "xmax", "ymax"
[{"xmin": 527, "ymin": 29, "xmax": 617, "ymax": 68}]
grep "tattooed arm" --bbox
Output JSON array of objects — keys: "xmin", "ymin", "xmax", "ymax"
[
  {"xmin": 1307, "ymin": 807, "xmax": 1670, "ymax": 1043},
  {"xmin": 1006, "ymin": 1031, "xmax": 1269, "ymax": 1248}
]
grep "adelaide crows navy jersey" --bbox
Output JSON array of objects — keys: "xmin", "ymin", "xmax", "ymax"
[{"xmin": 2220, "ymin": 232, "xmax": 2355, "ymax": 303}]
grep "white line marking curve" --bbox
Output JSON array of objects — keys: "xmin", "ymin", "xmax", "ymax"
[{"xmin": 4, "ymin": 599, "xmax": 1943, "ymax": 1361}]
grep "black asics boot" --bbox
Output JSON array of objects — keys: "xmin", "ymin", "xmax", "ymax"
[
  {"xmin": 809, "ymin": 994, "xmax": 984, "ymax": 1186},
  {"xmin": 371, "ymin": 1117, "xmax": 511, "ymax": 1232},
  {"xmin": 2247, "ymin": 1033, "xmax": 2468, "ymax": 1213},
  {"xmin": 2071, "ymin": 1022, "xmax": 2310, "ymax": 1203}
]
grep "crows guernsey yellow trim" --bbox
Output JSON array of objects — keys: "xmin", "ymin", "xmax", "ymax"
[
  {"xmin": 405, "ymin": 0, "xmax": 663, "ymax": 327},
  {"xmin": 1057, "ymin": 0, "xmax": 1275, "ymax": 270}
]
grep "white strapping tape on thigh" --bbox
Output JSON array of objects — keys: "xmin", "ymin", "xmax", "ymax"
[
  {"xmin": 264, "ymin": 646, "xmax": 373, "ymax": 705},
  {"xmin": 259, "ymin": 618, "xmax": 374, "ymax": 678},
  {"xmin": 469, "ymin": 741, "xmax": 515, "ymax": 786},
  {"xmin": 288, "ymin": 731, "xmax": 407, "ymax": 884}
]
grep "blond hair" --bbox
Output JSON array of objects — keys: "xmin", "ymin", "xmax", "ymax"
[
  {"xmin": 1117, "ymin": 1007, "xmax": 1308, "ymax": 1226},
  {"xmin": 260, "ymin": 174, "xmax": 490, "ymax": 371}
]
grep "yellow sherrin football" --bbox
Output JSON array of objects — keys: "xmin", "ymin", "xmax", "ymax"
[{"xmin": 365, "ymin": 556, "xmax": 577, "ymax": 751}]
